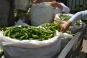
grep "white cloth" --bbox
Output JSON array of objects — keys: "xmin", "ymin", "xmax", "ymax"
[{"xmin": 60, "ymin": 3, "xmax": 70, "ymax": 13}]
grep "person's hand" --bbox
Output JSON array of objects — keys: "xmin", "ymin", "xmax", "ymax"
[
  {"xmin": 54, "ymin": 15, "xmax": 62, "ymax": 24},
  {"xmin": 60, "ymin": 21, "xmax": 72, "ymax": 32},
  {"xmin": 54, "ymin": 18, "xmax": 62, "ymax": 24},
  {"xmin": 60, "ymin": 23, "xmax": 69, "ymax": 32}
]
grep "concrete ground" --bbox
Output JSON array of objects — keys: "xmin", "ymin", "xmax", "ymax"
[{"xmin": 79, "ymin": 35, "xmax": 87, "ymax": 58}]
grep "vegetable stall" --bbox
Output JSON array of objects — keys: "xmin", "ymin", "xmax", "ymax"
[
  {"xmin": 0, "ymin": 21, "xmax": 86, "ymax": 58},
  {"xmin": 0, "ymin": 0, "xmax": 86, "ymax": 58}
]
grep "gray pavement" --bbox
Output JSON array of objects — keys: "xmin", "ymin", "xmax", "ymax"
[{"xmin": 79, "ymin": 35, "xmax": 87, "ymax": 58}]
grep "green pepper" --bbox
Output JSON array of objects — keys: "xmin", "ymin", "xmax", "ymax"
[
  {"xmin": 3, "ymin": 29, "xmax": 10, "ymax": 36},
  {"xmin": 0, "ymin": 50, "xmax": 4, "ymax": 58},
  {"xmin": 32, "ymin": 34, "xmax": 39, "ymax": 39}
]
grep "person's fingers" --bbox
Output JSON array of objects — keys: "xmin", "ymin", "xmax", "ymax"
[
  {"xmin": 60, "ymin": 27, "xmax": 65, "ymax": 32},
  {"xmin": 54, "ymin": 21, "xmax": 56, "ymax": 24},
  {"xmin": 60, "ymin": 25, "xmax": 64, "ymax": 31},
  {"xmin": 60, "ymin": 24, "xmax": 66, "ymax": 32}
]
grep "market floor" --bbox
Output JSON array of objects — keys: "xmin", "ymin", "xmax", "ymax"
[
  {"xmin": 79, "ymin": 35, "xmax": 87, "ymax": 58},
  {"xmin": 85, "ymin": 55, "xmax": 87, "ymax": 58}
]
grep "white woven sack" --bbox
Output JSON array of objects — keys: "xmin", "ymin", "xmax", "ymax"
[
  {"xmin": 3, "ymin": 39, "xmax": 61, "ymax": 58},
  {"xmin": 0, "ymin": 30, "xmax": 73, "ymax": 58},
  {"xmin": 0, "ymin": 31, "xmax": 61, "ymax": 58},
  {"xmin": 30, "ymin": 2, "xmax": 54, "ymax": 26}
]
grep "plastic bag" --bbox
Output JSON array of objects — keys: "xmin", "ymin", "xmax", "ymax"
[{"xmin": 15, "ymin": 18, "xmax": 29, "ymax": 26}]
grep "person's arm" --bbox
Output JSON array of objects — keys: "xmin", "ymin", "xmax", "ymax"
[
  {"xmin": 33, "ymin": 0, "xmax": 42, "ymax": 4},
  {"xmin": 69, "ymin": 10, "xmax": 87, "ymax": 25},
  {"xmin": 60, "ymin": 10, "xmax": 87, "ymax": 32},
  {"xmin": 50, "ymin": 0, "xmax": 63, "ymax": 10},
  {"xmin": 59, "ymin": 3, "xmax": 70, "ymax": 13},
  {"xmin": 60, "ymin": 21, "xmax": 72, "ymax": 32}
]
